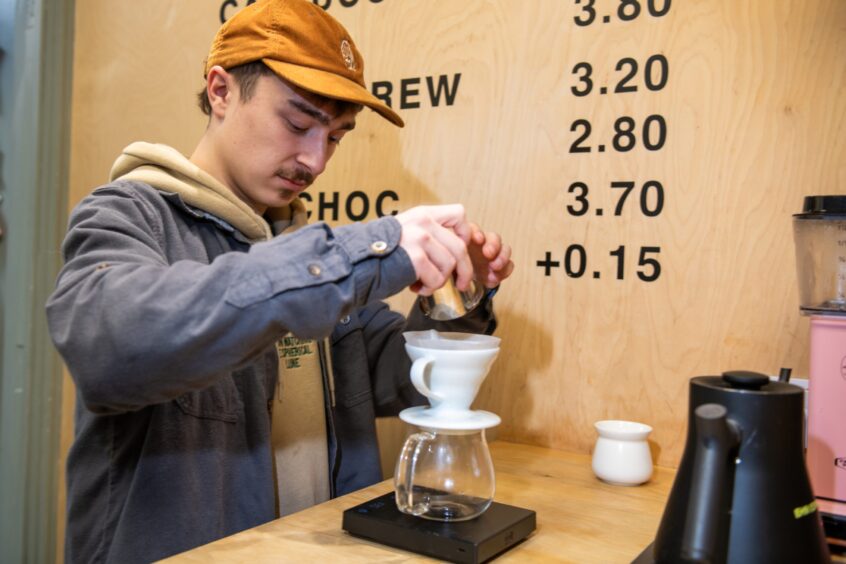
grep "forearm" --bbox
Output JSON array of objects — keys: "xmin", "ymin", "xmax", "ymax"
[{"xmin": 47, "ymin": 211, "xmax": 415, "ymax": 413}]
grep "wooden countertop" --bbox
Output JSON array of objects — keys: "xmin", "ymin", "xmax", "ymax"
[{"xmin": 163, "ymin": 441, "xmax": 675, "ymax": 563}]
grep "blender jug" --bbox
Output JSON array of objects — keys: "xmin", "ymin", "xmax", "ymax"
[
  {"xmin": 793, "ymin": 195, "xmax": 846, "ymax": 535},
  {"xmin": 794, "ymin": 196, "xmax": 846, "ymax": 313}
]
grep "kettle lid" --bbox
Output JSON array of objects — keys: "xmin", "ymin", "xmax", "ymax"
[
  {"xmin": 693, "ymin": 370, "xmax": 802, "ymax": 396},
  {"xmin": 722, "ymin": 370, "xmax": 769, "ymax": 389}
]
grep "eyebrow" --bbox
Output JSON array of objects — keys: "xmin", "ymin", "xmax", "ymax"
[{"xmin": 288, "ymin": 99, "xmax": 356, "ymax": 131}]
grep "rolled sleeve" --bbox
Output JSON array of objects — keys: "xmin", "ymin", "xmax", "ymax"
[{"xmin": 223, "ymin": 217, "xmax": 413, "ymax": 310}]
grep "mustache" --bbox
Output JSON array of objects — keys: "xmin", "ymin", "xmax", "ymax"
[{"xmin": 277, "ymin": 166, "xmax": 314, "ymax": 186}]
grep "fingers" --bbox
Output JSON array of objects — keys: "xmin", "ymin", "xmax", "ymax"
[
  {"xmin": 424, "ymin": 218, "xmax": 474, "ymax": 290},
  {"xmin": 421, "ymin": 223, "xmax": 472, "ymax": 292},
  {"xmin": 483, "ymin": 257, "xmax": 514, "ymax": 287},
  {"xmin": 395, "ymin": 205, "xmax": 515, "ymax": 295},
  {"xmin": 399, "ymin": 229, "xmax": 453, "ymax": 296},
  {"xmin": 396, "ymin": 206, "xmax": 473, "ymax": 294},
  {"xmin": 422, "ymin": 204, "xmax": 473, "ymax": 244},
  {"xmin": 469, "ymin": 230, "xmax": 514, "ymax": 288},
  {"xmin": 487, "ymin": 238, "xmax": 512, "ymax": 271},
  {"xmin": 469, "ymin": 222, "xmax": 485, "ymax": 246},
  {"xmin": 482, "ymin": 231, "xmax": 501, "ymax": 259}
]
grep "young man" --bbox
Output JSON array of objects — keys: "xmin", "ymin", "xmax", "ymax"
[{"xmin": 47, "ymin": 1, "xmax": 513, "ymax": 562}]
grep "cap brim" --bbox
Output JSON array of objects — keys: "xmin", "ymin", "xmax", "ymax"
[{"xmin": 263, "ymin": 58, "xmax": 404, "ymax": 127}]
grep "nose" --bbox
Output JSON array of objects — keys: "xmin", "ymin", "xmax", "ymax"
[{"xmin": 296, "ymin": 135, "xmax": 330, "ymax": 177}]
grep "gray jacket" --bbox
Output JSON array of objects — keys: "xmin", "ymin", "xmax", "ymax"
[{"xmin": 46, "ymin": 181, "xmax": 496, "ymax": 563}]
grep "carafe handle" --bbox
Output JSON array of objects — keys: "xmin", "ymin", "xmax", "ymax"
[
  {"xmin": 394, "ymin": 431, "xmax": 435, "ymax": 516},
  {"xmin": 410, "ymin": 357, "xmax": 444, "ymax": 402},
  {"xmin": 682, "ymin": 403, "xmax": 741, "ymax": 563}
]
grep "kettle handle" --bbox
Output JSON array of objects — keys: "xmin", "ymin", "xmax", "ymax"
[{"xmin": 682, "ymin": 403, "xmax": 741, "ymax": 563}]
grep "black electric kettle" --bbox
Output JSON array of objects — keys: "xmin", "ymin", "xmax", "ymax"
[{"xmin": 634, "ymin": 370, "xmax": 830, "ymax": 563}]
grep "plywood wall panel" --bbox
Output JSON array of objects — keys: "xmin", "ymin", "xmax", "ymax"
[{"xmin": 64, "ymin": 1, "xmax": 846, "ymax": 480}]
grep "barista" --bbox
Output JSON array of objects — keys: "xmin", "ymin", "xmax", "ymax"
[{"xmin": 46, "ymin": 1, "xmax": 514, "ymax": 563}]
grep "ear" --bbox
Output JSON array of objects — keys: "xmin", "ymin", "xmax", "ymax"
[{"xmin": 206, "ymin": 66, "xmax": 235, "ymax": 119}]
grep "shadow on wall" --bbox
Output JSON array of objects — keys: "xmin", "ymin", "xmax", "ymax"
[
  {"xmin": 356, "ymin": 112, "xmax": 557, "ymax": 448},
  {"xmin": 358, "ymin": 118, "xmax": 465, "ymax": 478},
  {"xmin": 476, "ymin": 306, "xmax": 551, "ymax": 444},
  {"xmin": 364, "ymin": 116, "xmax": 553, "ymax": 469}
]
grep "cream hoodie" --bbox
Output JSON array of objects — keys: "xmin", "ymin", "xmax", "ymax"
[{"xmin": 109, "ymin": 141, "xmax": 308, "ymax": 242}]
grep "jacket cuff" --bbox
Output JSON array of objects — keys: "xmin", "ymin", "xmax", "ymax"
[{"xmin": 334, "ymin": 216, "xmax": 417, "ymax": 303}]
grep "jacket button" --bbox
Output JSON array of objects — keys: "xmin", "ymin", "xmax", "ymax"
[
  {"xmin": 340, "ymin": 315, "xmax": 351, "ymax": 325},
  {"xmin": 307, "ymin": 264, "xmax": 322, "ymax": 277},
  {"xmin": 370, "ymin": 241, "xmax": 388, "ymax": 254}
]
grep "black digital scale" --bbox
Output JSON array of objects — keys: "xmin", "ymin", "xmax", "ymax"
[{"xmin": 342, "ymin": 492, "xmax": 536, "ymax": 563}]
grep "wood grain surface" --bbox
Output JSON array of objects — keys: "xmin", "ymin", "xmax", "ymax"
[
  {"xmin": 60, "ymin": 1, "xmax": 846, "ymax": 558},
  {"xmin": 161, "ymin": 441, "xmax": 675, "ymax": 563}
]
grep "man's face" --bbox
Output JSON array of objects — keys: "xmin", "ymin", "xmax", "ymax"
[{"xmin": 215, "ymin": 73, "xmax": 358, "ymax": 214}]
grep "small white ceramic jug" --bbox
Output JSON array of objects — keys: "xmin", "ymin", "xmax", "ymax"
[{"xmin": 591, "ymin": 420, "xmax": 653, "ymax": 486}]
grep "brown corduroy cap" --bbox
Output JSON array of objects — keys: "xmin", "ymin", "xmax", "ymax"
[{"xmin": 205, "ymin": 0, "xmax": 403, "ymax": 127}]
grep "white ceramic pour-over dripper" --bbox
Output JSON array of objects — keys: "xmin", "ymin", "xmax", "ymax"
[
  {"xmin": 400, "ymin": 331, "xmax": 501, "ymax": 429},
  {"xmin": 403, "ymin": 330, "xmax": 501, "ymax": 350}
]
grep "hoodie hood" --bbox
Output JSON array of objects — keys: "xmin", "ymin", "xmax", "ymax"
[{"xmin": 109, "ymin": 142, "xmax": 308, "ymax": 242}]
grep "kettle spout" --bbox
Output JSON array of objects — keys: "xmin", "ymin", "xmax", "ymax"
[{"xmin": 682, "ymin": 403, "xmax": 741, "ymax": 563}]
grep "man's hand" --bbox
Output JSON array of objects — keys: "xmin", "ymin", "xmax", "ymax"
[
  {"xmin": 395, "ymin": 204, "xmax": 474, "ymax": 296},
  {"xmin": 468, "ymin": 224, "xmax": 514, "ymax": 289}
]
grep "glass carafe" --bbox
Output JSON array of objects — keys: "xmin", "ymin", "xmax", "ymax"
[{"xmin": 394, "ymin": 427, "xmax": 494, "ymax": 522}]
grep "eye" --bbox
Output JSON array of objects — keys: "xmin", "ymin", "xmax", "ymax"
[
  {"xmin": 328, "ymin": 131, "xmax": 349, "ymax": 146},
  {"xmin": 285, "ymin": 119, "xmax": 308, "ymax": 134}
]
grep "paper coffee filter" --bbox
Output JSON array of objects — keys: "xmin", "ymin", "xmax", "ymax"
[{"xmin": 403, "ymin": 330, "xmax": 500, "ymax": 350}]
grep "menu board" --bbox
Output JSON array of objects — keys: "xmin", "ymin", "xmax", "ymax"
[{"xmin": 68, "ymin": 0, "xmax": 846, "ymax": 471}]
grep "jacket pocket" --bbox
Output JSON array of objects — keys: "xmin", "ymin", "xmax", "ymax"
[
  {"xmin": 175, "ymin": 375, "xmax": 244, "ymax": 423},
  {"xmin": 330, "ymin": 314, "xmax": 375, "ymax": 408}
]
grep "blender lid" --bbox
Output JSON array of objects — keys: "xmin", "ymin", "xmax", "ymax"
[{"xmin": 795, "ymin": 195, "xmax": 846, "ymax": 218}]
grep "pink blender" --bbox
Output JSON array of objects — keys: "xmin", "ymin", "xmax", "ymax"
[{"xmin": 794, "ymin": 195, "xmax": 846, "ymax": 543}]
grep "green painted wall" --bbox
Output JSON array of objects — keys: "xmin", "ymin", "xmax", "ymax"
[{"xmin": 0, "ymin": 0, "xmax": 74, "ymax": 562}]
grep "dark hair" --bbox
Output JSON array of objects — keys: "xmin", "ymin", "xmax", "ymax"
[
  {"xmin": 197, "ymin": 61, "xmax": 363, "ymax": 118},
  {"xmin": 197, "ymin": 61, "xmax": 274, "ymax": 115}
]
